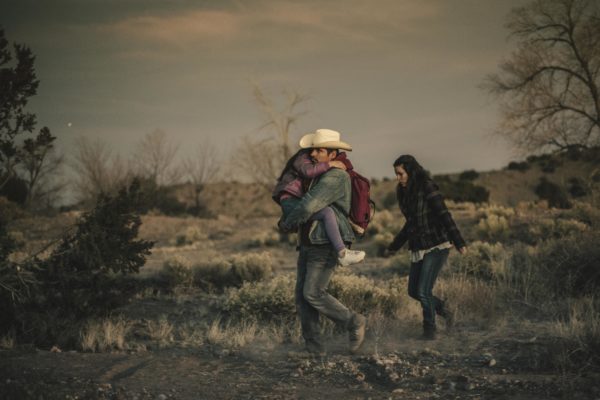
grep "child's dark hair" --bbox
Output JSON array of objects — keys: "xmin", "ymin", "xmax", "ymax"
[
  {"xmin": 277, "ymin": 148, "xmax": 311, "ymax": 182},
  {"xmin": 393, "ymin": 154, "xmax": 431, "ymax": 210}
]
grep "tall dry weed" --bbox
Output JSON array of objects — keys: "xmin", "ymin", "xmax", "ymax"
[{"xmin": 80, "ymin": 318, "xmax": 131, "ymax": 352}]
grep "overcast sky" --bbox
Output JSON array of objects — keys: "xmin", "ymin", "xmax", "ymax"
[{"xmin": 2, "ymin": 0, "xmax": 528, "ymax": 181}]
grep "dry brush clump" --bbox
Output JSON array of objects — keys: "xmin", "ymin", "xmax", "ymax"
[
  {"xmin": 550, "ymin": 296, "xmax": 600, "ymax": 371},
  {"xmin": 193, "ymin": 251, "xmax": 274, "ymax": 291},
  {"xmin": 221, "ymin": 274, "xmax": 296, "ymax": 323},
  {"xmin": 174, "ymin": 225, "xmax": 208, "ymax": 246},
  {"xmin": 79, "ymin": 317, "xmax": 132, "ymax": 352},
  {"xmin": 329, "ymin": 272, "xmax": 407, "ymax": 318},
  {"xmin": 160, "ymin": 255, "xmax": 194, "ymax": 287}
]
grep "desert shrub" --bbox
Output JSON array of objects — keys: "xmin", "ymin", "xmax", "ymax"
[
  {"xmin": 372, "ymin": 231, "xmax": 395, "ymax": 256},
  {"xmin": 175, "ymin": 225, "xmax": 208, "ymax": 246},
  {"xmin": 367, "ymin": 209, "xmax": 403, "ymax": 236},
  {"xmin": 459, "ymin": 169, "xmax": 479, "ymax": 181},
  {"xmin": 0, "ymin": 196, "xmax": 26, "ymax": 222},
  {"xmin": 541, "ymin": 163, "xmax": 555, "ymax": 173},
  {"xmin": 145, "ymin": 315, "xmax": 174, "ymax": 345},
  {"xmin": 329, "ymin": 272, "xmax": 405, "ymax": 317},
  {"xmin": 507, "ymin": 161, "xmax": 530, "ymax": 172},
  {"xmin": 449, "ymin": 241, "xmax": 507, "ymax": 280},
  {"xmin": 534, "ymin": 231, "xmax": 600, "ymax": 297},
  {"xmin": 477, "ymin": 214, "xmax": 510, "ymax": 242},
  {"xmin": 79, "ymin": 317, "xmax": 131, "ymax": 352},
  {"xmin": 245, "ymin": 230, "xmax": 279, "ymax": 248},
  {"xmin": 222, "ymin": 274, "xmax": 296, "ymax": 323},
  {"xmin": 161, "ymin": 255, "xmax": 194, "ymax": 287},
  {"xmin": 381, "ymin": 191, "xmax": 398, "ymax": 210},
  {"xmin": 551, "ymin": 297, "xmax": 600, "ymax": 369},
  {"xmin": 437, "ymin": 179, "xmax": 490, "ymax": 203},
  {"xmin": 194, "ymin": 252, "xmax": 273, "ymax": 291},
  {"xmin": 436, "ymin": 275, "xmax": 500, "ymax": 325},
  {"xmin": 529, "ymin": 217, "xmax": 588, "ymax": 242},
  {"xmin": 384, "ymin": 252, "xmax": 411, "ymax": 276},
  {"xmin": 559, "ymin": 202, "xmax": 600, "ymax": 228},
  {"xmin": 534, "ymin": 178, "xmax": 571, "ymax": 208},
  {"xmin": 567, "ymin": 177, "xmax": 587, "ymax": 198},
  {"xmin": 476, "ymin": 204, "xmax": 515, "ymax": 219}
]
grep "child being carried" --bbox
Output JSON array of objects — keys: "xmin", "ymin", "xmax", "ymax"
[{"xmin": 272, "ymin": 149, "xmax": 366, "ymax": 267}]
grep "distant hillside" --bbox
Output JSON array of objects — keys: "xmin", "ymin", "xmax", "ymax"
[
  {"xmin": 166, "ymin": 148, "xmax": 600, "ymax": 218},
  {"xmin": 370, "ymin": 147, "xmax": 600, "ymax": 209}
]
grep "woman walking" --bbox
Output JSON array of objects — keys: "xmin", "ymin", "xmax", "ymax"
[{"xmin": 386, "ymin": 155, "xmax": 467, "ymax": 340}]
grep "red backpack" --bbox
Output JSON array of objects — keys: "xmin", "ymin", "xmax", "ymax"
[{"xmin": 347, "ymin": 169, "xmax": 376, "ymax": 236}]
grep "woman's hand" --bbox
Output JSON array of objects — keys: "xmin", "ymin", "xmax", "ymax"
[
  {"xmin": 458, "ymin": 247, "xmax": 468, "ymax": 255},
  {"xmin": 329, "ymin": 160, "xmax": 347, "ymax": 170}
]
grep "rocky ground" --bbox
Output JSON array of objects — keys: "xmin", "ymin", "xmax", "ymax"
[{"xmin": 2, "ymin": 326, "xmax": 599, "ymax": 400}]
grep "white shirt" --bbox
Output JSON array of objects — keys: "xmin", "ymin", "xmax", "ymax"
[{"xmin": 411, "ymin": 241, "xmax": 453, "ymax": 263}]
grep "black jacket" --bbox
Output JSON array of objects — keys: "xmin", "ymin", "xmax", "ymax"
[{"xmin": 388, "ymin": 180, "xmax": 465, "ymax": 252}]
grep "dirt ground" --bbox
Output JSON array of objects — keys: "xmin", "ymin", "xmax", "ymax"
[
  {"xmin": 2, "ymin": 214, "xmax": 600, "ymax": 399},
  {"xmin": 2, "ymin": 326, "xmax": 598, "ymax": 399}
]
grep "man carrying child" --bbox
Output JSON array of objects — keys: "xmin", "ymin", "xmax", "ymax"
[{"xmin": 278, "ymin": 129, "xmax": 367, "ymax": 355}]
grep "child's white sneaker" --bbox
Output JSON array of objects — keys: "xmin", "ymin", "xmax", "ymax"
[{"xmin": 338, "ymin": 249, "xmax": 366, "ymax": 267}]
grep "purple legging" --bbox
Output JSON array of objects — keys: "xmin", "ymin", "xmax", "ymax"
[{"xmin": 311, "ymin": 207, "xmax": 345, "ymax": 253}]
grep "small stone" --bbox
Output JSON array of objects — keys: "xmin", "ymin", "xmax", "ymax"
[
  {"xmin": 157, "ymin": 395, "xmax": 167, "ymax": 400},
  {"xmin": 392, "ymin": 388, "xmax": 404, "ymax": 394},
  {"xmin": 50, "ymin": 345, "xmax": 61, "ymax": 353},
  {"xmin": 489, "ymin": 359, "xmax": 497, "ymax": 367}
]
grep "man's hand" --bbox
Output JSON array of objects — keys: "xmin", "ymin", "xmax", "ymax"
[
  {"xmin": 329, "ymin": 160, "xmax": 347, "ymax": 170},
  {"xmin": 277, "ymin": 218, "xmax": 295, "ymax": 234}
]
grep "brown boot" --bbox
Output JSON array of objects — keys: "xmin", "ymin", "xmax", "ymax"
[{"xmin": 348, "ymin": 313, "xmax": 366, "ymax": 354}]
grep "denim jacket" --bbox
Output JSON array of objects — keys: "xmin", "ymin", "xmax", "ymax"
[{"xmin": 282, "ymin": 168, "xmax": 356, "ymax": 245}]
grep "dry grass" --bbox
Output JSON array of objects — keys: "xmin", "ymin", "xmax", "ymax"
[
  {"xmin": 0, "ymin": 330, "xmax": 16, "ymax": 350},
  {"xmin": 177, "ymin": 322, "xmax": 205, "ymax": 347},
  {"xmin": 551, "ymin": 296, "xmax": 600, "ymax": 370},
  {"xmin": 80, "ymin": 318, "xmax": 131, "ymax": 352},
  {"xmin": 145, "ymin": 316, "xmax": 174, "ymax": 345},
  {"xmin": 206, "ymin": 317, "xmax": 301, "ymax": 350},
  {"xmin": 437, "ymin": 275, "xmax": 501, "ymax": 328}
]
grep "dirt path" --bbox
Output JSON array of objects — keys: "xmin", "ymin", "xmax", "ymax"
[{"xmin": 2, "ymin": 330, "xmax": 594, "ymax": 400}]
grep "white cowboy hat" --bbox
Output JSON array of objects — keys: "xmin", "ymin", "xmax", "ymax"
[{"xmin": 298, "ymin": 128, "xmax": 352, "ymax": 151}]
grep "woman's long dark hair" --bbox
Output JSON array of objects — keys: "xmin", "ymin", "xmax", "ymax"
[
  {"xmin": 393, "ymin": 155, "xmax": 431, "ymax": 212},
  {"xmin": 277, "ymin": 148, "xmax": 310, "ymax": 182}
]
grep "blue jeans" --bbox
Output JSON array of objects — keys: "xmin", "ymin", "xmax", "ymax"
[
  {"xmin": 295, "ymin": 245, "xmax": 353, "ymax": 347},
  {"xmin": 408, "ymin": 248, "xmax": 449, "ymax": 329}
]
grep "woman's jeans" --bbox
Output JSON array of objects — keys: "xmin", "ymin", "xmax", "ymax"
[{"xmin": 408, "ymin": 248, "xmax": 449, "ymax": 330}]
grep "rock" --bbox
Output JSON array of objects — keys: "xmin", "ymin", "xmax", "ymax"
[
  {"xmin": 157, "ymin": 395, "xmax": 167, "ymax": 400},
  {"xmin": 50, "ymin": 345, "xmax": 61, "ymax": 353},
  {"xmin": 392, "ymin": 388, "xmax": 404, "ymax": 394},
  {"xmin": 489, "ymin": 358, "xmax": 497, "ymax": 367}
]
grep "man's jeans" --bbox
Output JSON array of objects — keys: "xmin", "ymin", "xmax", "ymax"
[
  {"xmin": 408, "ymin": 248, "xmax": 449, "ymax": 329},
  {"xmin": 295, "ymin": 245, "xmax": 353, "ymax": 346}
]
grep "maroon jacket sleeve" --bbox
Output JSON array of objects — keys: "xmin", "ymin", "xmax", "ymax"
[{"xmin": 293, "ymin": 153, "xmax": 330, "ymax": 179}]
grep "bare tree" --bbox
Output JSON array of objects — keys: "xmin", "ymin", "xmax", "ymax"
[
  {"xmin": 71, "ymin": 137, "xmax": 131, "ymax": 202},
  {"xmin": 234, "ymin": 82, "xmax": 309, "ymax": 189},
  {"xmin": 181, "ymin": 142, "xmax": 220, "ymax": 214},
  {"xmin": 484, "ymin": 0, "xmax": 600, "ymax": 152},
  {"xmin": 133, "ymin": 129, "xmax": 181, "ymax": 187},
  {"xmin": 19, "ymin": 127, "xmax": 65, "ymax": 209}
]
